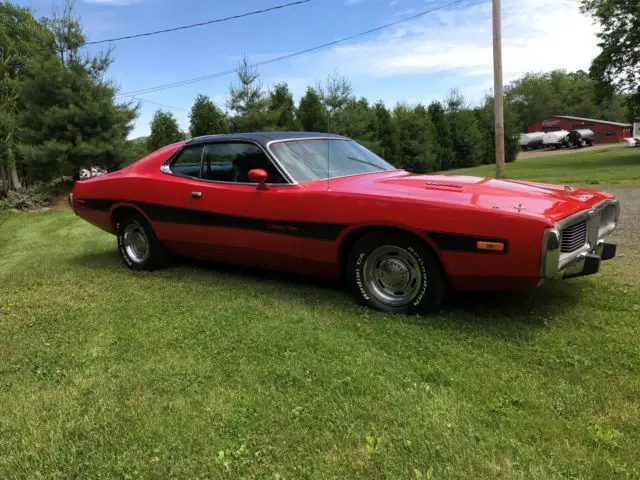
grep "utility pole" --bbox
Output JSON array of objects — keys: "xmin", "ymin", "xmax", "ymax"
[{"xmin": 492, "ymin": 0, "xmax": 505, "ymax": 179}]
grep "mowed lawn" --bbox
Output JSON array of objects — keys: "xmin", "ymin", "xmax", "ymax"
[
  {"xmin": 449, "ymin": 145, "xmax": 640, "ymax": 186},
  {"xmin": 1, "ymin": 152, "xmax": 640, "ymax": 478}
]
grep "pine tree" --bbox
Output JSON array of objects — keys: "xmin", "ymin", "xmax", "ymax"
[
  {"xmin": 147, "ymin": 111, "xmax": 184, "ymax": 152},
  {"xmin": 297, "ymin": 87, "xmax": 327, "ymax": 132},
  {"xmin": 317, "ymin": 71, "xmax": 352, "ymax": 132},
  {"xmin": 446, "ymin": 90, "xmax": 482, "ymax": 168},
  {"xmin": 268, "ymin": 82, "xmax": 297, "ymax": 130},
  {"xmin": 189, "ymin": 94, "xmax": 227, "ymax": 138},
  {"xmin": 227, "ymin": 55, "xmax": 268, "ymax": 132},
  {"xmin": 16, "ymin": 0, "xmax": 138, "ymax": 183},
  {"xmin": 427, "ymin": 101, "xmax": 454, "ymax": 170},
  {"xmin": 333, "ymin": 97, "xmax": 380, "ymax": 153},
  {"xmin": 393, "ymin": 103, "xmax": 438, "ymax": 173},
  {"xmin": 374, "ymin": 101, "xmax": 399, "ymax": 165}
]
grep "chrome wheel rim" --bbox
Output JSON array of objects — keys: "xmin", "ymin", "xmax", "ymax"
[
  {"xmin": 123, "ymin": 223, "xmax": 150, "ymax": 264},
  {"xmin": 363, "ymin": 245, "xmax": 424, "ymax": 307}
]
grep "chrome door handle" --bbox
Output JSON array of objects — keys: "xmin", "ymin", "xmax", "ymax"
[{"xmin": 191, "ymin": 191, "xmax": 202, "ymax": 199}]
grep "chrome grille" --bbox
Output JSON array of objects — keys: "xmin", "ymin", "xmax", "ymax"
[{"xmin": 560, "ymin": 220, "xmax": 588, "ymax": 253}]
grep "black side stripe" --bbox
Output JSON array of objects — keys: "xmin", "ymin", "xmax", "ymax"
[
  {"xmin": 79, "ymin": 198, "xmax": 508, "ymax": 251},
  {"xmin": 425, "ymin": 231, "xmax": 509, "ymax": 254},
  {"xmin": 79, "ymin": 198, "xmax": 347, "ymax": 241}
]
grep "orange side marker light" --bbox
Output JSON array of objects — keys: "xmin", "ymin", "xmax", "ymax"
[{"xmin": 477, "ymin": 241, "xmax": 505, "ymax": 252}]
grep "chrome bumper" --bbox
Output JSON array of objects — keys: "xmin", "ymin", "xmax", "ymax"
[
  {"xmin": 561, "ymin": 241, "xmax": 616, "ymax": 279},
  {"xmin": 540, "ymin": 199, "xmax": 619, "ymax": 279}
]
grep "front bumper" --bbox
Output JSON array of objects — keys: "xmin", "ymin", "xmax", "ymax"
[
  {"xmin": 561, "ymin": 241, "xmax": 616, "ymax": 279},
  {"xmin": 540, "ymin": 199, "xmax": 619, "ymax": 279}
]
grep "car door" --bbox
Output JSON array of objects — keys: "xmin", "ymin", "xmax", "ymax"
[{"xmin": 157, "ymin": 140, "xmax": 304, "ymax": 271}]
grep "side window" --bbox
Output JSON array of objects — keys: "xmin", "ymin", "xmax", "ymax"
[
  {"xmin": 201, "ymin": 143, "xmax": 286, "ymax": 184},
  {"xmin": 170, "ymin": 146, "xmax": 203, "ymax": 178}
]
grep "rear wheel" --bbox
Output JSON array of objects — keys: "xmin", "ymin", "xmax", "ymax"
[
  {"xmin": 347, "ymin": 232, "xmax": 446, "ymax": 314},
  {"xmin": 116, "ymin": 213, "xmax": 169, "ymax": 271}
]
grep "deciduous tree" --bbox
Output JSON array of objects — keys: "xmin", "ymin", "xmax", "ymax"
[
  {"xmin": 147, "ymin": 111, "xmax": 184, "ymax": 152},
  {"xmin": 581, "ymin": 0, "xmax": 640, "ymax": 115}
]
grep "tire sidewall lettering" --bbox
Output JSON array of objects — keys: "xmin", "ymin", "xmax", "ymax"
[
  {"xmin": 354, "ymin": 256, "xmax": 369, "ymax": 300},
  {"xmin": 408, "ymin": 246, "xmax": 428, "ymax": 307}
]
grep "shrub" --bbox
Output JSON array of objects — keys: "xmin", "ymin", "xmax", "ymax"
[
  {"xmin": 0, "ymin": 187, "xmax": 52, "ymax": 210},
  {"xmin": 47, "ymin": 176, "xmax": 75, "ymax": 196}
]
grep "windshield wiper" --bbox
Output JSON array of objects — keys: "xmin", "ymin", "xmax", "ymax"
[{"xmin": 346, "ymin": 156, "xmax": 385, "ymax": 170}]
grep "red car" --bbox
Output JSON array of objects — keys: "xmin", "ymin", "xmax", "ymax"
[{"xmin": 70, "ymin": 132, "xmax": 619, "ymax": 314}]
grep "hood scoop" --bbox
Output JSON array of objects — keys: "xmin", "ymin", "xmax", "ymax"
[{"xmin": 425, "ymin": 181, "xmax": 463, "ymax": 190}]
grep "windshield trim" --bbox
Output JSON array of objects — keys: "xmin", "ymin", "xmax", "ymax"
[{"xmin": 265, "ymin": 137, "xmax": 400, "ymax": 184}]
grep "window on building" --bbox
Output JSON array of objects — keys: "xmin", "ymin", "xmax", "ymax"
[{"xmin": 605, "ymin": 131, "xmax": 616, "ymax": 137}]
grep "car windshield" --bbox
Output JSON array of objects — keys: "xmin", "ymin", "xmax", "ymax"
[{"xmin": 269, "ymin": 139, "xmax": 396, "ymax": 183}]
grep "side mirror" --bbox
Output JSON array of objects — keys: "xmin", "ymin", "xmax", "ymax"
[{"xmin": 248, "ymin": 168, "xmax": 269, "ymax": 190}]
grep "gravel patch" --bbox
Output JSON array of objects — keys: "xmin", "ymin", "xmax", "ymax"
[{"xmin": 599, "ymin": 186, "xmax": 640, "ymax": 285}]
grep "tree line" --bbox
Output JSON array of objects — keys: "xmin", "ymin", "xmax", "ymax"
[
  {"xmin": 147, "ymin": 59, "xmax": 523, "ymax": 173},
  {"xmin": 147, "ymin": 58, "xmax": 633, "ymax": 174},
  {"xmin": 1, "ymin": 0, "xmax": 637, "ymax": 195}
]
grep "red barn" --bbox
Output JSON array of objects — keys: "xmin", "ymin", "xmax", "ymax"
[{"xmin": 528, "ymin": 115, "xmax": 632, "ymax": 144}]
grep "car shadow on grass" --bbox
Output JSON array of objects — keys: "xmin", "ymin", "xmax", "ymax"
[
  {"xmin": 423, "ymin": 280, "xmax": 588, "ymax": 340},
  {"xmin": 70, "ymin": 249, "xmax": 588, "ymax": 338}
]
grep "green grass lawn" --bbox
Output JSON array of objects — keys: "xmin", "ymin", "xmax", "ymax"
[
  {"xmin": 449, "ymin": 146, "xmax": 640, "ymax": 186},
  {"xmin": 1, "ymin": 209, "xmax": 639, "ymax": 479}
]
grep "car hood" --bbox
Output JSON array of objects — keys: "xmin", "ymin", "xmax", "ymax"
[{"xmin": 332, "ymin": 171, "xmax": 614, "ymax": 223}]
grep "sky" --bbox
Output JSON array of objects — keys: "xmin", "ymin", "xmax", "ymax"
[{"xmin": 17, "ymin": 0, "xmax": 601, "ymax": 138}]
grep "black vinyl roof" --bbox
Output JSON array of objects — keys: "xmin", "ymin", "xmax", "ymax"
[{"xmin": 187, "ymin": 131, "xmax": 348, "ymax": 147}]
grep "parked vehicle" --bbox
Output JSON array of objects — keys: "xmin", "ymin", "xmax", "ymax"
[
  {"xmin": 568, "ymin": 129, "xmax": 594, "ymax": 148},
  {"xmin": 542, "ymin": 130, "xmax": 570, "ymax": 149},
  {"xmin": 70, "ymin": 132, "xmax": 619, "ymax": 314},
  {"xmin": 624, "ymin": 137, "xmax": 640, "ymax": 147},
  {"xmin": 519, "ymin": 132, "xmax": 545, "ymax": 150}
]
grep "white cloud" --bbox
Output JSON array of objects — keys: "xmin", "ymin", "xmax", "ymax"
[
  {"xmin": 276, "ymin": 0, "xmax": 599, "ymax": 91},
  {"xmin": 127, "ymin": 0, "xmax": 600, "ymax": 136}
]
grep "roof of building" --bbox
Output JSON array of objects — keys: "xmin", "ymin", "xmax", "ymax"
[
  {"xmin": 187, "ymin": 131, "xmax": 348, "ymax": 147},
  {"xmin": 549, "ymin": 115, "xmax": 632, "ymax": 128}
]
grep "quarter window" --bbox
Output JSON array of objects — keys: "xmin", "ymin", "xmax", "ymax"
[{"xmin": 170, "ymin": 145, "xmax": 204, "ymax": 178}]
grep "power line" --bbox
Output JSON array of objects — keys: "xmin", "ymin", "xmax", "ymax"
[
  {"xmin": 124, "ymin": 96, "xmax": 188, "ymax": 112},
  {"xmin": 117, "ymin": 0, "xmax": 469, "ymax": 98},
  {"xmin": 81, "ymin": 0, "xmax": 312, "ymax": 46}
]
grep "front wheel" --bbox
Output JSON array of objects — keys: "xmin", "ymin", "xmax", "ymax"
[{"xmin": 347, "ymin": 232, "xmax": 446, "ymax": 314}]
